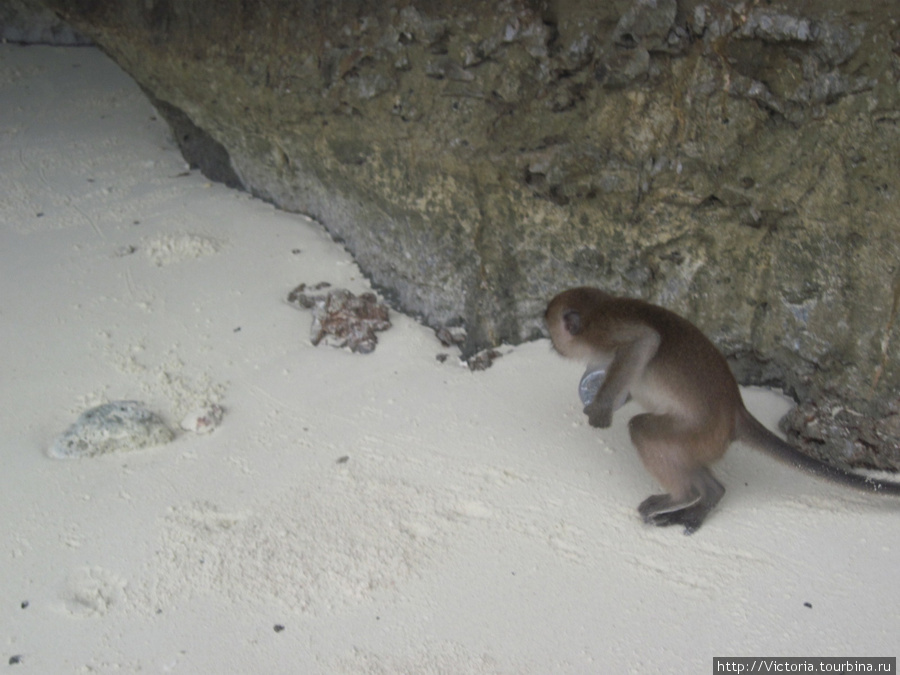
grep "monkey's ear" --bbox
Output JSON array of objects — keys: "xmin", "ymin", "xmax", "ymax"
[{"xmin": 563, "ymin": 310, "xmax": 583, "ymax": 335}]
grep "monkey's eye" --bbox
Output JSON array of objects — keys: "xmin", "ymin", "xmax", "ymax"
[{"xmin": 563, "ymin": 310, "xmax": 583, "ymax": 335}]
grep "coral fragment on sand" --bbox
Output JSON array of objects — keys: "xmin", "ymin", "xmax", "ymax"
[{"xmin": 287, "ymin": 284, "xmax": 391, "ymax": 354}]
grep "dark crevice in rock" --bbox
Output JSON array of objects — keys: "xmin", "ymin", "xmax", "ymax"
[{"xmin": 143, "ymin": 90, "xmax": 243, "ymax": 190}]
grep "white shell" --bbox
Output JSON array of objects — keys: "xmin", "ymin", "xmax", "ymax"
[{"xmin": 180, "ymin": 404, "xmax": 225, "ymax": 434}]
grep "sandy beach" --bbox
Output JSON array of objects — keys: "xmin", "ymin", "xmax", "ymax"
[{"xmin": 1, "ymin": 44, "xmax": 898, "ymax": 673}]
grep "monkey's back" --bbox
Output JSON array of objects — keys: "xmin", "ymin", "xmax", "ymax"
[{"xmin": 609, "ymin": 296, "xmax": 742, "ymax": 452}]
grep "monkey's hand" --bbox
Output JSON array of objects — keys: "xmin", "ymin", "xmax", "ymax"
[{"xmin": 583, "ymin": 400, "xmax": 614, "ymax": 428}]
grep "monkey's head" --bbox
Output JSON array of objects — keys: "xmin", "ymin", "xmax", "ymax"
[{"xmin": 545, "ymin": 287, "xmax": 611, "ymax": 362}]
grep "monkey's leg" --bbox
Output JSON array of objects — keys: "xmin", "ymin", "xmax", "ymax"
[{"xmin": 629, "ymin": 413, "xmax": 726, "ymax": 534}]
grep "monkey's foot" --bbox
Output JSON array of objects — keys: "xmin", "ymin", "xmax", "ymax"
[{"xmin": 638, "ymin": 494, "xmax": 710, "ymax": 535}]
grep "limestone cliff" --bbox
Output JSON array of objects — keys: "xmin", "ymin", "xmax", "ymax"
[{"xmin": 42, "ymin": 0, "xmax": 900, "ymax": 467}]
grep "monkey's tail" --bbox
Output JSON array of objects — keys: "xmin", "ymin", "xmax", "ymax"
[{"xmin": 736, "ymin": 406, "xmax": 900, "ymax": 497}]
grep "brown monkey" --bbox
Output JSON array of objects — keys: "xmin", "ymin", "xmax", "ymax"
[{"xmin": 545, "ymin": 286, "xmax": 900, "ymax": 534}]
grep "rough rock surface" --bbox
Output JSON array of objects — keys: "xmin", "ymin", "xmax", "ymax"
[{"xmin": 40, "ymin": 0, "xmax": 900, "ymax": 467}]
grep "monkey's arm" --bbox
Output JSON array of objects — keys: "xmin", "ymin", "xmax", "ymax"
[{"xmin": 584, "ymin": 325, "xmax": 660, "ymax": 428}]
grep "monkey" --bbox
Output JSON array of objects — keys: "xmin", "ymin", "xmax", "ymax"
[{"xmin": 545, "ymin": 286, "xmax": 900, "ymax": 534}]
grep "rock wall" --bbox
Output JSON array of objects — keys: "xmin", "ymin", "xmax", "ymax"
[
  {"xmin": 42, "ymin": 0, "xmax": 900, "ymax": 467},
  {"xmin": 1, "ymin": 0, "xmax": 90, "ymax": 44}
]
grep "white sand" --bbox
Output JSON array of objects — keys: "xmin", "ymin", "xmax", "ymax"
[{"xmin": 1, "ymin": 45, "xmax": 898, "ymax": 673}]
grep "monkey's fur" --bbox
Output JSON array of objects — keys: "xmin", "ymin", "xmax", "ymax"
[{"xmin": 545, "ymin": 287, "xmax": 900, "ymax": 534}]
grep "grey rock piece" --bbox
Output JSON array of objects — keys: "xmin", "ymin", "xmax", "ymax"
[{"xmin": 49, "ymin": 401, "xmax": 174, "ymax": 459}]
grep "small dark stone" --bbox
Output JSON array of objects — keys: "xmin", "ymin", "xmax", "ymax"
[
  {"xmin": 466, "ymin": 348, "xmax": 501, "ymax": 371},
  {"xmin": 435, "ymin": 326, "xmax": 466, "ymax": 347},
  {"xmin": 274, "ymin": 624, "xmax": 285, "ymax": 632}
]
